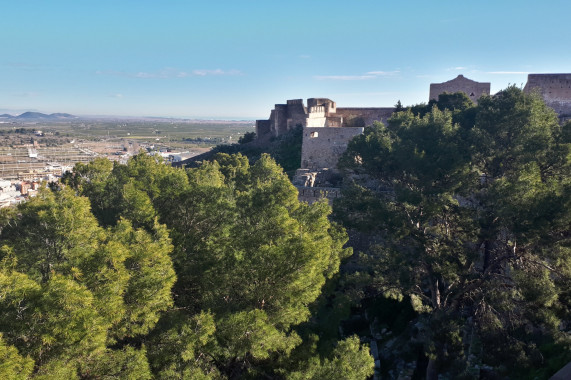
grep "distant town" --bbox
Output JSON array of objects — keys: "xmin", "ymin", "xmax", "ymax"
[{"xmin": 0, "ymin": 114, "xmax": 253, "ymax": 208}]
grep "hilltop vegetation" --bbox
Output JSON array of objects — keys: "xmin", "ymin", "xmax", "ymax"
[
  {"xmin": 181, "ymin": 125, "xmax": 303, "ymax": 177},
  {"xmin": 0, "ymin": 152, "xmax": 373, "ymax": 379},
  {"xmin": 0, "ymin": 87, "xmax": 569, "ymax": 379},
  {"xmin": 335, "ymin": 87, "xmax": 571, "ymax": 379}
]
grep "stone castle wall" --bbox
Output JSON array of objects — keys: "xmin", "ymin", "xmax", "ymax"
[
  {"xmin": 286, "ymin": 99, "xmax": 308, "ymax": 129},
  {"xmin": 256, "ymin": 100, "xmax": 309, "ymax": 138},
  {"xmin": 257, "ymin": 100, "xmax": 397, "ymax": 171},
  {"xmin": 296, "ymin": 185, "xmax": 341, "ymax": 204},
  {"xmin": 255, "ymin": 99, "xmax": 393, "ymax": 138},
  {"xmin": 301, "ymin": 126, "xmax": 364, "ymax": 170},
  {"xmin": 257, "ymin": 73, "xmax": 570, "ymax": 140},
  {"xmin": 429, "ymin": 75, "xmax": 490, "ymax": 104},
  {"xmin": 524, "ymin": 74, "xmax": 571, "ymax": 118},
  {"xmin": 256, "ymin": 119, "xmax": 271, "ymax": 137},
  {"xmin": 336, "ymin": 107, "xmax": 395, "ymax": 127},
  {"xmin": 256, "ymin": 72, "xmax": 571, "ymax": 204},
  {"xmin": 307, "ymin": 98, "xmax": 336, "ymax": 114},
  {"xmin": 272, "ymin": 104, "xmax": 288, "ymax": 136}
]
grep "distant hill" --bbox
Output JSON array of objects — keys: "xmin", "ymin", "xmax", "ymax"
[
  {"xmin": 16, "ymin": 112, "xmax": 47, "ymax": 119},
  {"xmin": 0, "ymin": 112, "xmax": 78, "ymax": 120},
  {"xmin": 15, "ymin": 112, "xmax": 77, "ymax": 120},
  {"xmin": 49, "ymin": 113, "xmax": 76, "ymax": 118}
]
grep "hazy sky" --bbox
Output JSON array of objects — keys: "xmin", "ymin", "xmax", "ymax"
[{"xmin": 1, "ymin": 0, "xmax": 569, "ymax": 119}]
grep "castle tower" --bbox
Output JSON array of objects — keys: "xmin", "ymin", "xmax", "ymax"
[
  {"xmin": 524, "ymin": 74, "xmax": 571, "ymax": 119},
  {"xmin": 429, "ymin": 75, "xmax": 491, "ymax": 104}
]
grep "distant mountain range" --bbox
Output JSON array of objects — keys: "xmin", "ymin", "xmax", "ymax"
[
  {"xmin": 0, "ymin": 112, "xmax": 77, "ymax": 120},
  {"xmin": 0, "ymin": 112, "xmax": 255, "ymax": 123}
]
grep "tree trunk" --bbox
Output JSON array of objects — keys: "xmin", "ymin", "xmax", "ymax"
[
  {"xmin": 483, "ymin": 240, "xmax": 490, "ymax": 272},
  {"xmin": 426, "ymin": 355, "xmax": 439, "ymax": 380},
  {"xmin": 430, "ymin": 277, "xmax": 441, "ymax": 309}
]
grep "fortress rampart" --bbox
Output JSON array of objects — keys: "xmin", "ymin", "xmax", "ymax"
[
  {"xmin": 301, "ymin": 126, "xmax": 364, "ymax": 170},
  {"xmin": 524, "ymin": 74, "xmax": 571, "ymax": 119},
  {"xmin": 256, "ymin": 73, "xmax": 571, "ymax": 203},
  {"xmin": 255, "ymin": 98, "xmax": 389, "ymax": 170},
  {"xmin": 296, "ymin": 185, "xmax": 342, "ymax": 204},
  {"xmin": 307, "ymin": 98, "xmax": 336, "ymax": 114},
  {"xmin": 336, "ymin": 107, "xmax": 395, "ymax": 127},
  {"xmin": 429, "ymin": 75, "xmax": 490, "ymax": 104}
]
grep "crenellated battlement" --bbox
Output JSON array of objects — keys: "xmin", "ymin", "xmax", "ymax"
[{"xmin": 309, "ymin": 105, "xmax": 325, "ymax": 114}]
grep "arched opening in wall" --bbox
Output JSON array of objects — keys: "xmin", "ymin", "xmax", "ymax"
[{"xmin": 310, "ymin": 132, "xmax": 318, "ymax": 138}]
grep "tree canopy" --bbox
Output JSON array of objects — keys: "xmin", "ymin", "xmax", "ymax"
[
  {"xmin": 0, "ymin": 187, "xmax": 175, "ymax": 378},
  {"xmin": 335, "ymin": 88, "xmax": 571, "ymax": 379},
  {"xmin": 0, "ymin": 152, "xmax": 373, "ymax": 378},
  {"xmin": 2, "ymin": 87, "xmax": 566, "ymax": 379}
]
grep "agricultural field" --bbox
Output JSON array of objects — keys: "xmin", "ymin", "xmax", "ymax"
[
  {"xmin": 0, "ymin": 118, "xmax": 254, "ymax": 179},
  {"xmin": 0, "ymin": 119, "xmax": 254, "ymax": 146}
]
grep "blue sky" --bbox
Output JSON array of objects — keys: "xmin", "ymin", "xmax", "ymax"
[{"xmin": 1, "ymin": 0, "xmax": 569, "ymax": 119}]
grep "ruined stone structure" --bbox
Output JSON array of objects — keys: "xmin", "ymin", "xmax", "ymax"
[
  {"xmin": 255, "ymin": 99, "xmax": 308, "ymax": 138},
  {"xmin": 256, "ymin": 98, "xmax": 395, "ymax": 139},
  {"xmin": 255, "ymin": 98, "xmax": 395, "ymax": 203},
  {"xmin": 300, "ymin": 126, "xmax": 364, "ymax": 170},
  {"xmin": 256, "ymin": 98, "xmax": 394, "ymax": 171},
  {"xmin": 255, "ymin": 73, "xmax": 571, "ymax": 203},
  {"xmin": 524, "ymin": 74, "xmax": 571, "ymax": 120},
  {"xmin": 429, "ymin": 75, "xmax": 490, "ymax": 104},
  {"xmin": 295, "ymin": 185, "xmax": 342, "ymax": 204}
]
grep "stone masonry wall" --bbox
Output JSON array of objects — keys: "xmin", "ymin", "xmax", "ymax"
[
  {"xmin": 273, "ymin": 104, "xmax": 288, "ymax": 136},
  {"xmin": 524, "ymin": 74, "xmax": 571, "ymax": 118},
  {"xmin": 301, "ymin": 126, "xmax": 364, "ymax": 170},
  {"xmin": 296, "ymin": 185, "xmax": 341, "ymax": 204},
  {"xmin": 429, "ymin": 75, "xmax": 490, "ymax": 104},
  {"xmin": 286, "ymin": 99, "xmax": 308, "ymax": 129},
  {"xmin": 307, "ymin": 98, "xmax": 336, "ymax": 114},
  {"xmin": 255, "ymin": 120, "xmax": 271, "ymax": 137},
  {"xmin": 256, "ymin": 100, "xmax": 395, "ymax": 138},
  {"xmin": 257, "ymin": 73, "xmax": 571, "ymax": 139},
  {"xmin": 336, "ymin": 107, "xmax": 395, "ymax": 127}
]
